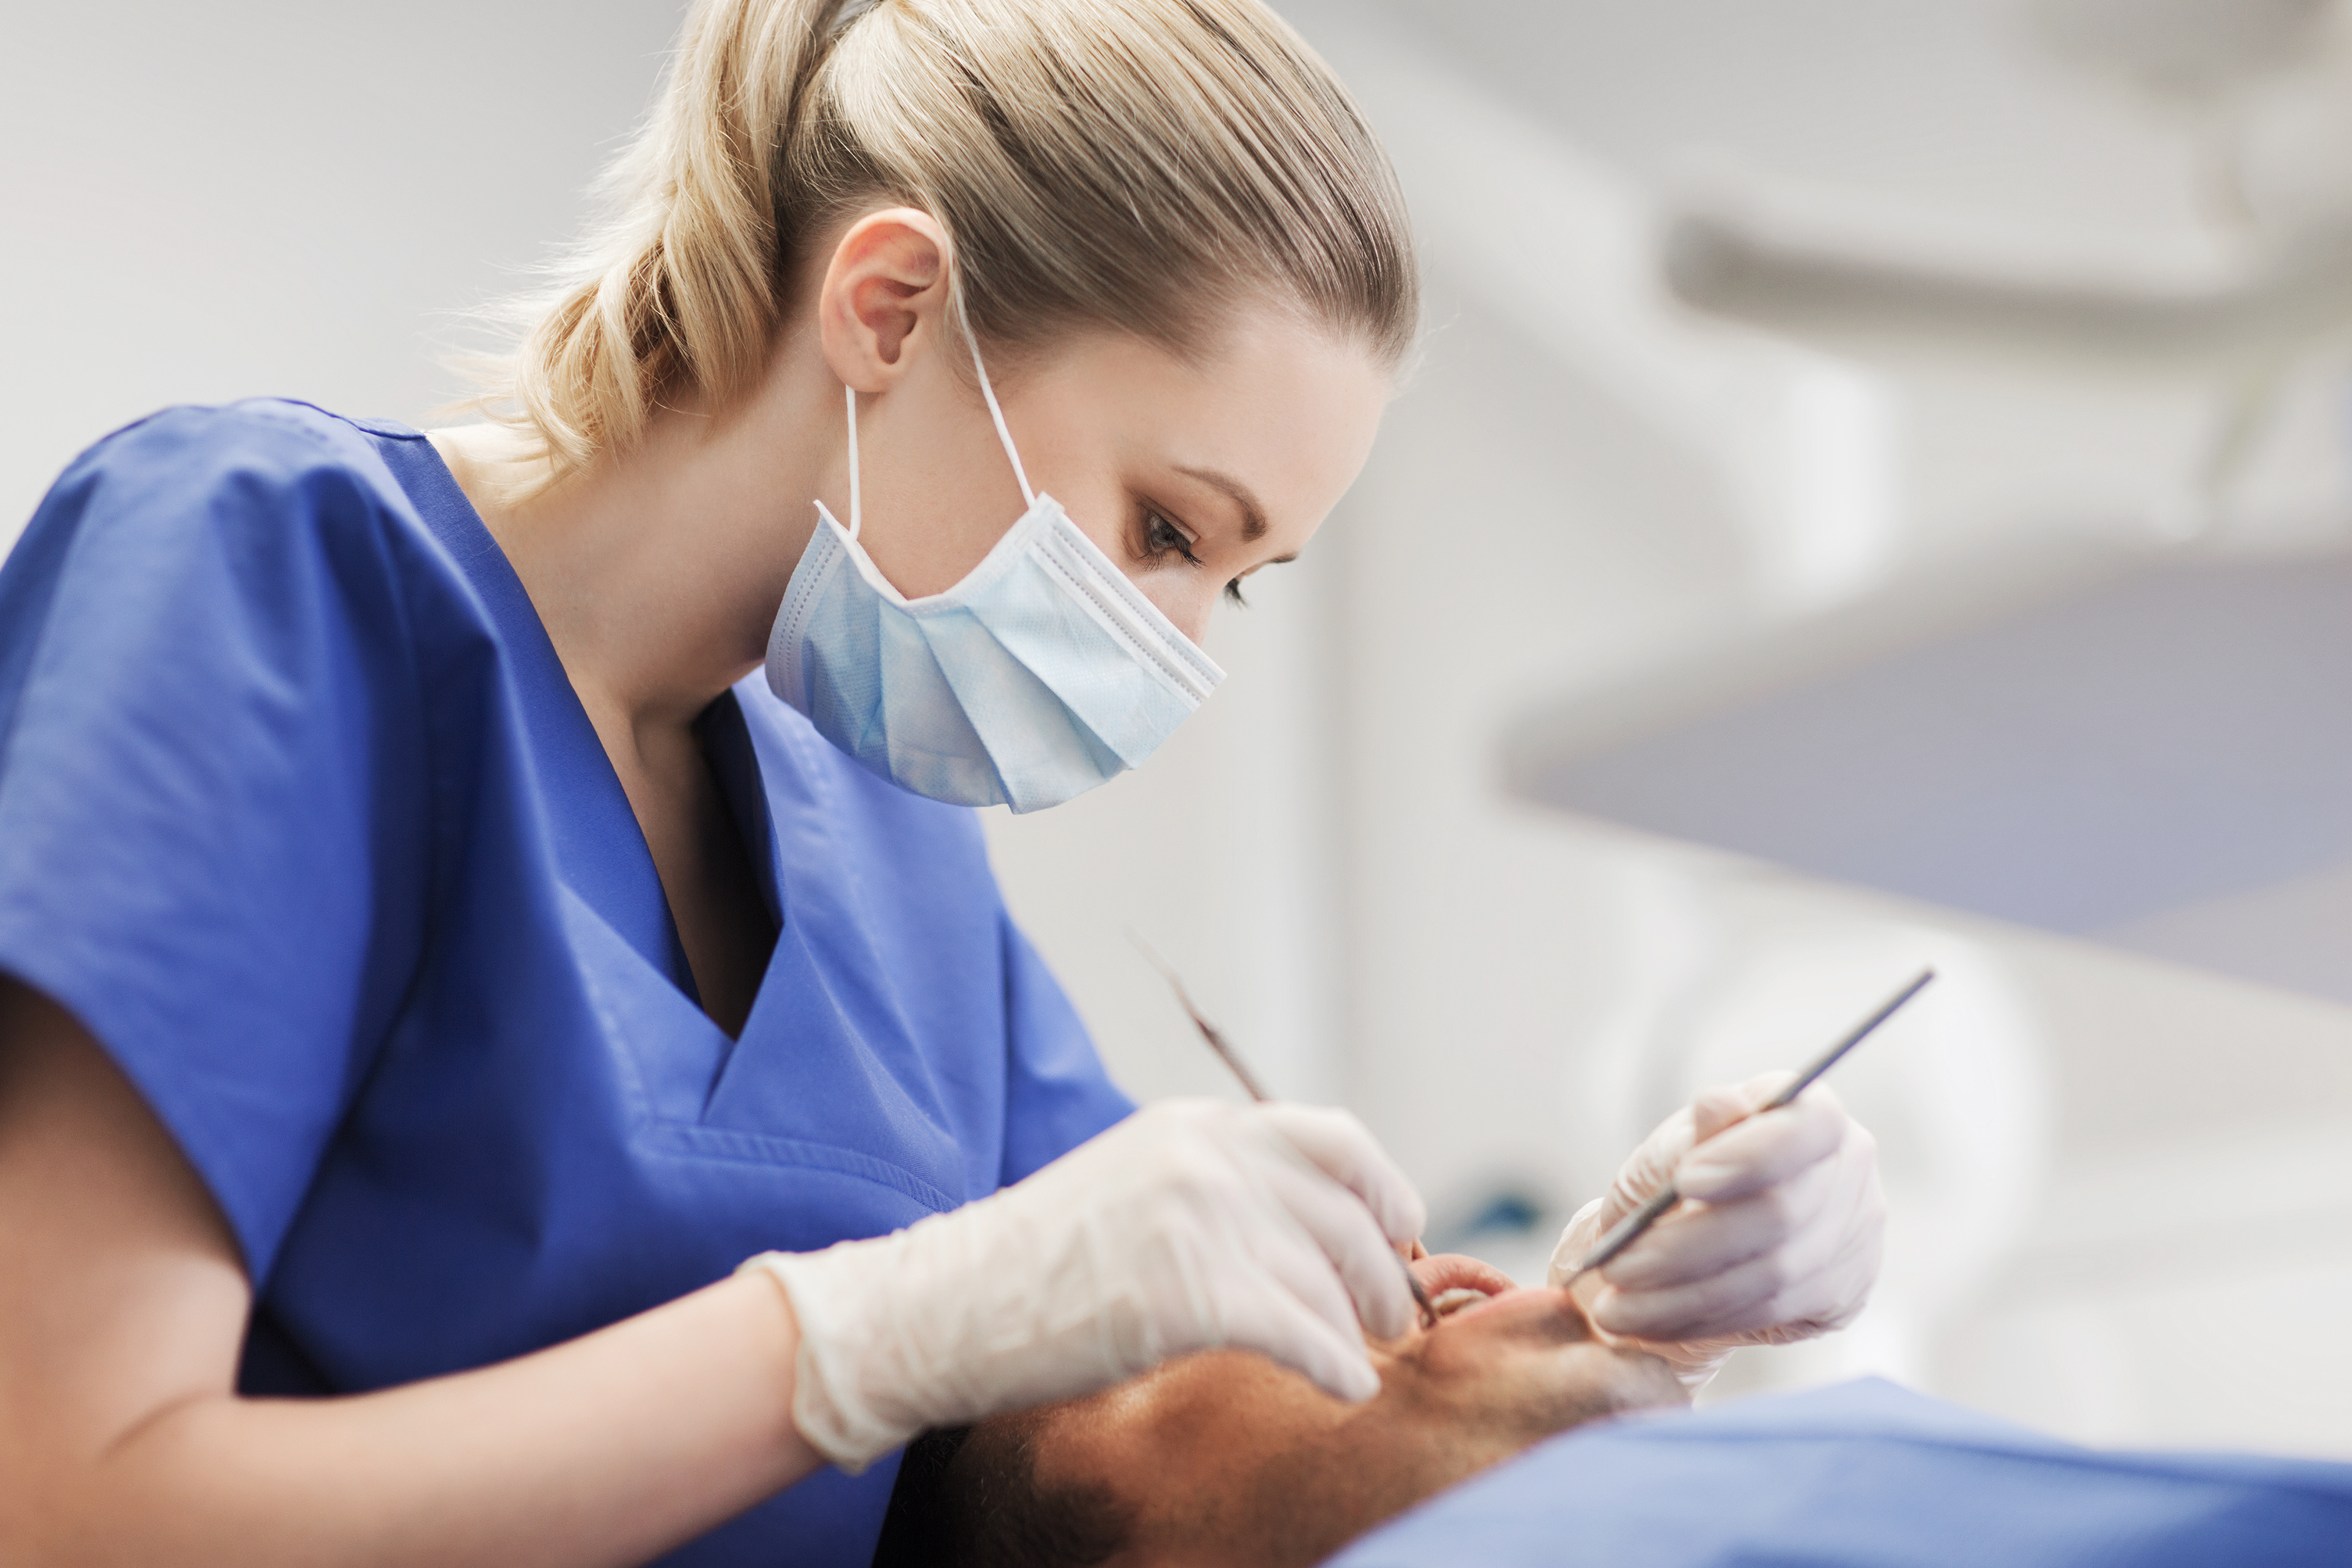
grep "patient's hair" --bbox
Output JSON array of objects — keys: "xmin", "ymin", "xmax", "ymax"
[{"xmin": 871, "ymin": 1417, "xmax": 1134, "ymax": 1568}]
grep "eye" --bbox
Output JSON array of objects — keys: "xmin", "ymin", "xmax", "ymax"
[
  {"xmin": 1142, "ymin": 509, "xmax": 1203, "ymax": 566},
  {"xmin": 1139, "ymin": 506, "xmax": 1249, "ymax": 609}
]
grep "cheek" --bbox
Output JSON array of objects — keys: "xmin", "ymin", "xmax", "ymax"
[
  {"xmin": 1158, "ymin": 592, "xmax": 1221, "ymax": 651},
  {"xmin": 1035, "ymin": 480, "xmax": 1201, "ymax": 619},
  {"xmin": 1070, "ymin": 512, "xmax": 1222, "ymax": 644},
  {"xmin": 1046, "ymin": 479, "xmax": 1127, "ymax": 561},
  {"xmin": 1407, "ymin": 1335, "xmax": 1592, "ymax": 1416},
  {"xmin": 1063, "ymin": 1352, "xmax": 1348, "ymax": 1502}
]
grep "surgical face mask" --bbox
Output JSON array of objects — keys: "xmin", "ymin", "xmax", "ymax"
[{"xmin": 764, "ymin": 319, "xmax": 1224, "ymax": 813}]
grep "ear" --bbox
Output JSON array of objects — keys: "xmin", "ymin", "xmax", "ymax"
[{"xmin": 817, "ymin": 208, "xmax": 955, "ymax": 394}]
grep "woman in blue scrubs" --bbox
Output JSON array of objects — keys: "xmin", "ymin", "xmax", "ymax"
[{"xmin": 0, "ymin": 1, "xmax": 1888, "ymax": 1563}]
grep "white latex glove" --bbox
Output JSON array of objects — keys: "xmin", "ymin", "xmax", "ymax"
[
  {"xmin": 1547, "ymin": 1073, "xmax": 1884, "ymax": 1391},
  {"xmin": 745, "ymin": 1098, "xmax": 1426, "ymax": 1469}
]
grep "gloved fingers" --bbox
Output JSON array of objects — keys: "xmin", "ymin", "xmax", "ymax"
[
  {"xmin": 1689, "ymin": 1072, "xmax": 1791, "ymax": 1142},
  {"xmin": 1742, "ymin": 1219, "xmax": 1884, "ymax": 1341},
  {"xmin": 1598, "ymin": 1110, "xmax": 1885, "ymax": 1343},
  {"xmin": 1597, "ymin": 1073, "xmax": 1789, "ymax": 1224},
  {"xmin": 1770, "ymin": 1136, "xmax": 1887, "ymax": 1336},
  {"xmin": 1625, "ymin": 1224, "xmax": 1879, "ymax": 1345},
  {"xmin": 1545, "ymin": 1197, "xmax": 1609, "ymax": 1285},
  {"xmin": 1596, "ymin": 1072, "xmax": 1828, "ymax": 1222},
  {"xmin": 1243, "ymin": 1201, "xmax": 1370, "ymax": 1342},
  {"xmin": 1219, "ymin": 1274, "xmax": 1384, "ymax": 1403},
  {"xmin": 1256, "ymin": 1103, "xmax": 1428, "ymax": 1247},
  {"xmin": 1597, "ymin": 1153, "xmax": 1844, "ymax": 1293},
  {"xmin": 1589, "ymin": 1246, "xmax": 1798, "ymax": 1342},
  {"xmin": 1591, "ymin": 1182, "xmax": 1873, "ymax": 1342},
  {"xmin": 1595, "ymin": 1106, "xmax": 1697, "ymax": 1226},
  {"xmin": 1241, "ymin": 1157, "xmax": 1387, "ymax": 1324},
  {"xmin": 1674, "ymin": 1084, "xmax": 1851, "ymax": 1205},
  {"xmin": 1254, "ymin": 1153, "xmax": 1419, "ymax": 1342}
]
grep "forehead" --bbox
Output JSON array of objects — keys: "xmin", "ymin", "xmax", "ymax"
[{"xmin": 1013, "ymin": 310, "xmax": 1390, "ymax": 539}]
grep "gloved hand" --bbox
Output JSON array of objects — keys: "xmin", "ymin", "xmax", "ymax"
[
  {"xmin": 1547, "ymin": 1073, "xmax": 1884, "ymax": 1391},
  {"xmin": 745, "ymin": 1098, "xmax": 1426, "ymax": 1469}
]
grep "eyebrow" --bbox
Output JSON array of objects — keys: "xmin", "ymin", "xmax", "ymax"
[{"xmin": 1175, "ymin": 464, "xmax": 1269, "ymax": 542}]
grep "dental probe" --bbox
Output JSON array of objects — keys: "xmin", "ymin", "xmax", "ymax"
[
  {"xmin": 1131, "ymin": 933, "xmax": 1440, "ymax": 1331},
  {"xmin": 1559, "ymin": 967, "xmax": 1935, "ymax": 1288}
]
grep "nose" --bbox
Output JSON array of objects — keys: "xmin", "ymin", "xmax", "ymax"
[
  {"xmin": 1106, "ymin": 546, "xmax": 1226, "ymax": 650},
  {"xmin": 1139, "ymin": 579, "xmax": 1220, "ymax": 649}
]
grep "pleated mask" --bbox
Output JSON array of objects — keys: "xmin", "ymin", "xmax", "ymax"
[{"xmin": 764, "ymin": 317, "xmax": 1225, "ymax": 813}]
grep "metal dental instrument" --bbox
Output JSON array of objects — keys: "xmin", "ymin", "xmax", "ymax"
[
  {"xmin": 1131, "ymin": 932, "xmax": 1439, "ymax": 1331},
  {"xmin": 1560, "ymin": 967, "xmax": 1936, "ymax": 1287}
]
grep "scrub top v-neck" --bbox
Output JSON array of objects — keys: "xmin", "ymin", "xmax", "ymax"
[{"xmin": 0, "ymin": 399, "xmax": 1134, "ymax": 1566}]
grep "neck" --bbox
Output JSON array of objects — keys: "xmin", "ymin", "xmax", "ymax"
[{"xmin": 431, "ymin": 345, "xmax": 839, "ymax": 750}]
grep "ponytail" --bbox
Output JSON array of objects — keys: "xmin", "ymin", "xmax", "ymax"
[{"xmin": 480, "ymin": 0, "xmax": 1417, "ymax": 485}]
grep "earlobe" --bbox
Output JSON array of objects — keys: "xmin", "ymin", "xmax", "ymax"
[{"xmin": 817, "ymin": 208, "xmax": 954, "ymax": 394}]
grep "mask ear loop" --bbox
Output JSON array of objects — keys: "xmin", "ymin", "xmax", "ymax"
[
  {"xmin": 841, "ymin": 383, "xmax": 862, "ymax": 541},
  {"xmin": 834, "ymin": 299, "xmax": 1027, "ymax": 542},
  {"xmin": 959, "ymin": 306, "xmax": 1036, "ymax": 509}
]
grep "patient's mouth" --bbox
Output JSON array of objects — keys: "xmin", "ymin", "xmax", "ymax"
[
  {"xmin": 1410, "ymin": 1253, "xmax": 1517, "ymax": 1304},
  {"xmin": 1436, "ymin": 1284, "xmax": 1597, "ymax": 1344},
  {"xmin": 1405, "ymin": 1256, "xmax": 1596, "ymax": 1341}
]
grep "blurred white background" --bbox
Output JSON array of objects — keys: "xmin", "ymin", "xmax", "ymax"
[{"xmin": 9, "ymin": 0, "xmax": 2352, "ymax": 1460}]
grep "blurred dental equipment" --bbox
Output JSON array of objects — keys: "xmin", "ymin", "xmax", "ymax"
[
  {"xmin": 1660, "ymin": 0, "xmax": 2352, "ymax": 521},
  {"xmin": 1130, "ymin": 932, "xmax": 1275, "ymax": 1103},
  {"xmin": 2034, "ymin": 0, "xmax": 2340, "ymax": 226},
  {"xmin": 1133, "ymin": 932, "xmax": 1439, "ymax": 1331},
  {"xmin": 1560, "ymin": 968, "xmax": 1935, "ymax": 1284},
  {"xmin": 1662, "ymin": 210, "xmax": 2352, "ymax": 373}
]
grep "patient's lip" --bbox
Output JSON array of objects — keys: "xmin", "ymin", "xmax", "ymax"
[
  {"xmin": 1436, "ymin": 1283, "xmax": 1594, "ymax": 1341},
  {"xmin": 1401, "ymin": 1254, "xmax": 1595, "ymax": 1340},
  {"xmin": 1410, "ymin": 1253, "xmax": 1516, "ymax": 1301}
]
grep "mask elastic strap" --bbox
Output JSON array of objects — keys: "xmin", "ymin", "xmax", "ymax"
[
  {"xmin": 834, "ymin": 303, "xmax": 1029, "ymax": 541},
  {"xmin": 842, "ymin": 383, "xmax": 863, "ymax": 541},
  {"xmin": 960, "ymin": 308, "xmax": 1036, "ymax": 508}
]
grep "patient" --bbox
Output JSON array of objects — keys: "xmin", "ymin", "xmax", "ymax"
[
  {"xmin": 870, "ymin": 1253, "xmax": 1685, "ymax": 1568},
  {"xmin": 875, "ymin": 1257, "xmax": 2352, "ymax": 1568}
]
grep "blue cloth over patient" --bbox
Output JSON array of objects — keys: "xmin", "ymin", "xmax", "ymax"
[
  {"xmin": 1328, "ymin": 1379, "xmax": 2352, "ymax": 1568},
  {"xmin": 0, "ymin": 401, "xmax": 1134, "ymax": 1566}
]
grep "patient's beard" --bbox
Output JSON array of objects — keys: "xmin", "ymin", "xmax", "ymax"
[
  {"xmin": 875, "ymin": 1270, "xmax": 1686, "ymax": 1568},
  {"xmin": 1181, "ymin": 1344, "xmax": 1660, "ymax": 1566},
  {"xmin": 1123, "ymin": 1336, "xmax": 1677, "ymax": 1568},
  {"xmin": 876, "ymin": 1353, "xmax": 1576, "ymax": 1568},
  {"xmin": 1154, "ymin": 1394, "xmax": 1519, "ymax": 1568}
]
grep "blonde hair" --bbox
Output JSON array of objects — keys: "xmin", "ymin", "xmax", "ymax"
[{"xmin": 483, "ymin": 0, "xmax": 1417, "ymax": 479}]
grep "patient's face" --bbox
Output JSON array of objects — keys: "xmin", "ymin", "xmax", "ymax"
[{"xmin": 922, "ymin": 1254, "xmax": 1686, "ymax": 1568}]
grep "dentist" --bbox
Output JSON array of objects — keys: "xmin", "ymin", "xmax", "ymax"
[{"xmin": 0, "ymin": 1, "xmax": 1883, "ymax": 1564}]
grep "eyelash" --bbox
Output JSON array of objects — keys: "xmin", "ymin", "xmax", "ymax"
[{"xmin": 1141, "ymin": 509, "xmax": 1249, "ymax": 607}]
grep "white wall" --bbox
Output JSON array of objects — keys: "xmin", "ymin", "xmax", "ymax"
[{"xmin": 0, "ymin": 0, "xmax": 688, "ymax": 548}]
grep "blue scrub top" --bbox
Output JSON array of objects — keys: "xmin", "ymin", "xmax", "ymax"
[{"xmin": 0, "ymin": 399, "xmax": 1136, "ymax": 1566}]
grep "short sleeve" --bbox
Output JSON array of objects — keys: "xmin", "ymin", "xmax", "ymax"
[
  {"xmin": 996, "ymin": 914, "xmax": 1134, "ymax": 1185},
  {"xmin": 0, "ymin": 405, "xmax": 434, "ymax": 1281}
]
